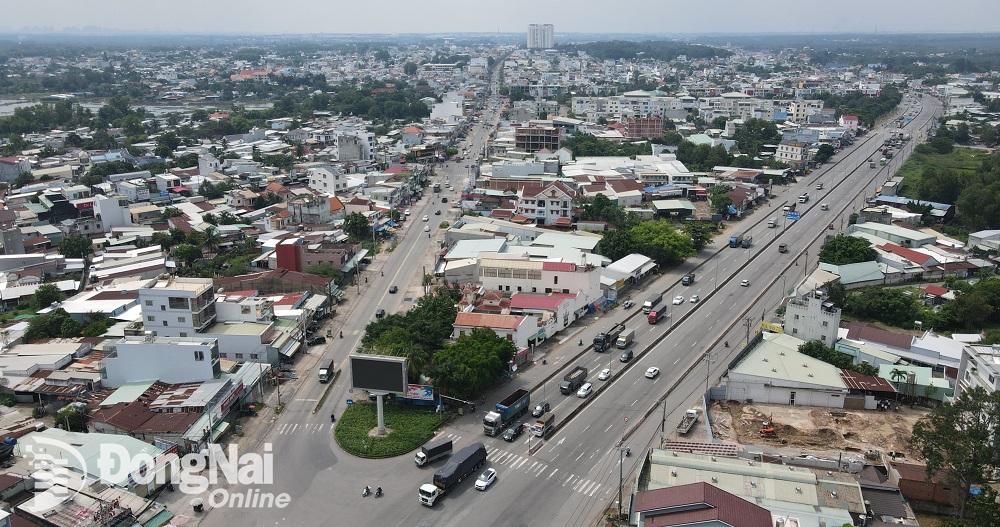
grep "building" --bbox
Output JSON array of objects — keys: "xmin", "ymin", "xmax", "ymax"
[
  {"xmin": 526, "ymin": 24, "xmax": 554, "ymax": 49},
  {"xmin": 622, "ymin": 116, "xmax": 663, "ymax": 139},
  {"xmin": 452, "ymin": 312, "xmax": 539, "ymax": 349},
  {"xmin": 477, "ymin": 254, "xmax": 602, "ymax": 302},
  {"xmin": 968, "ymin": 229, "xmax": 1000, "ymax": 251},
  {"xmin": 101, "ymin": 335, "xmax": 221, "ymax": 387},
  {"xmin": 0, "ymin": 157, "xmax": 31, "ymax": 182},
  {"xmin": 515, "ymin": 124, "xmax": 560, "ymax": 153},
  {"xmin": 138, "ymin": 276, "xmax": 217, "ymax": 338},
  {"xmin": 956, "ymin": 344, "xmax": 1000, "ymax": 397},
  {"xmin": 633, "ymin": 482, "xmax": 772, "ymax": 527},
  {"xmin": 514, "ymin": 181, "xmax": 576, "ymax": 226},
  {"xmin": 783, "ymin": 291, "xmax": 841, "ymax": 345},
  {"xmin": 775, "ymin": 140, "xmax": 809, "ymax": 167}
]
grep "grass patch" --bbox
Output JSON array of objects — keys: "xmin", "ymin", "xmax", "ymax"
[
  {"xmin": 335, "ymin": 402, "xmax": 450, "ymax": 459},
  {"xmin": 896, "ymin": 146, "xmax": 986, "ymax": 197}
]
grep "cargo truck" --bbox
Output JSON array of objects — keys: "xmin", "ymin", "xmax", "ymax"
[
  {"xmin": 418, "ymin": 442, "xmax": 487, "ymax": 506},
  {"xmin": 740, "ymin": 235, "xmax": 753, "ymax": 249},
  {"xmin": 615, "ymin": 328, "xmax": 635, "ymax": 349},
  {"xmin": 729, "ymin": 234, "xmax": 744, "ymax": 248},
  {"xmin": 531, "ymin": 413, "xmax": 555, "ymax": 437},
  {"xmin": 681, "ymin": 273, "xmax": 695, "ymax": 286},
  {"xmin": 676, "ymin": 408, "xmax": 700, "ymax": 435},
  {"xmin": 647, "ymin": 308, "xmax": 665, "ymax": 325},
  {"xmin": 559, "ymin": 366, "xmax": 588, "ymax": 395},
  {"xmin": 483, "ymin": 389, "xmax": 529, "ymax": 436},
  {"xmin": 414, "ymin": 439, "xmax": 453, "ymax": 466},
  {"xmin": 641, "ymin": 293, "xmax": 663, "ymax": 314},
  {"xmin": 594, "ymin": 323, "xmax": 626, "ymax": 352},
  {"xmin": 318, "ymin": 359, "xmax": 335, "ymax": 383}
]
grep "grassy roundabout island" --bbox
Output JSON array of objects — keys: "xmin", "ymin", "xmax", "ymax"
[{"xmin": 334, "ymin": 401, "xmax": 451, "ymax": 458}]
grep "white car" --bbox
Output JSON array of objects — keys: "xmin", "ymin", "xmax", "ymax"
[
  {"xmin": 689, "ymin": 295, "xmax": 700, "ymax": 303},
  {"xmin": 645, "ymin": 367, "xmax": 660, "ymax": 379},
  {"xmin": 672, "ymin": 295, "xmax": 685, "ymax": 305},
  {"xmin": 404, "ymin": 209, "xmax": 411, "ymax": 216},
  {"xmin": 740, "ymin": 279, "xmax": 750, "ymax": 287},
  {"xmin": 423, "ymin": 225, "xmax": 430, "ymax": 232},
  {"xmin": 475, "ymin": 468, "xmax": 497, "ymax": 491},
  {"xmin": 598, "ymin": 368, "xmax": 611, "ymax": 381},
  {"xmin": 422, "ymin": 215, "xmax": 429, "ymax": 222},
  {"xmin": 576, "ymin": 382, "xmax": 593, "ymax": 398}
]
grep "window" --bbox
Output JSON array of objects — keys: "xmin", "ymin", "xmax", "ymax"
[
  {"xmin": 178, "ymin": 316, "xmax": 186, "ymax": 323},
  {"xmin": 794, "ymin": 314, "xmax": 799, "ymax": 320},
  {"xmin": 145, "ymin": 300, "xmax": 153, "ymax": 306},
  {"xmin": 791, "ymin": 328, "xmax": 798, "ymax": 334},
  {"xmin": 161, "ymin": 305, "xmax": 166, "ymax": 311},
  {"xmin": 179, "ymin": 332, "xmax": 187, "ymax": 337},
  {"xmin": 553, "ymin": 276, "xmax": 558, "ymax": 285},
  {"xmin": 251, "ymin": 354, "xmax": 259, "ymax": 360},
  {"xmin": 147, "ymin": 315, "xmax": 155, "ymax": 322},
  {"xmin": 162, "ymin": 321, "xmax": 168, "ymax": 327},
  {"xmin": 990, "ymin": 375, "xmax": 996, "ymax": 385},
  {"xmin": 168, "ymin": 297, "xmax": 188, "ymax": 310},
  {"xmin": 194, "ymin": 351, "xmax": 205, "ymax": 361}
]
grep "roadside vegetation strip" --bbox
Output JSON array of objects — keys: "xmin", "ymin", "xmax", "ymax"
[{"xmin": 334, "ymin": 402, "xmax": 451, "ymax": 459}]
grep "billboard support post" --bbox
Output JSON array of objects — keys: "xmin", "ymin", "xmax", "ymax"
[{"xmin": 375, "ymin": 393, "xmax": 387, "ymax": 436}]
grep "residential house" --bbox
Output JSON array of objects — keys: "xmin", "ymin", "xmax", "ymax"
[{"xmin": 452, "ymin": 311, "xmax": 539, "ymax": 350}]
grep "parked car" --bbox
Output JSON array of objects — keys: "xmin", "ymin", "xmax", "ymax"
[
  {"xmin": 598, "ymin": 368, "xmax": 611, "ymax": 381},
  {"xmin": 475, "ymin": 468, "xmax": 497, "ymax": 491},
  {"xmin": 502, "ymin": 423, "xmax": 525, "ymax": 442},
  {"xmin": 389, "ymin": 285, "xmax": 398, "ymax": 294},
  {"xmin": 404, "ymin": 209, "xmax": 411, "ymax": 216},
  {"xmin": 531, "ymin": 402, "xmax": 550, "ymax": 418},
  {"xmin": 375, "ymin": 309, "xmax": 386, "ymax": 319},
  {"xmin": 306, "ymin": 336, "xmax": 326, "ymax": 346},
  {"xmin": 645, "ymin": 367, "xmax": 660, "ymax": 379},
  {"xmin": 576, "ymin": 382, "xmax": 593, "ymax": 398}
]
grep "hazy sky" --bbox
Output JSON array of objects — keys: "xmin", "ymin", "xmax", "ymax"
[{"xmin": 4, "ymin": 0, "xmax": 1000, "ymax": 35}]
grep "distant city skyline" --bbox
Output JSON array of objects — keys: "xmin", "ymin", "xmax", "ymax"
[{"xmin": 3, "ymin": 0, "xmax": 1000, "ymax": 35}]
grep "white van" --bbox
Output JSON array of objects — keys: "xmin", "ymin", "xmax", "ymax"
[{"xmin": 767, "ymin": 217, "xmax": 777, "ymax": 228}]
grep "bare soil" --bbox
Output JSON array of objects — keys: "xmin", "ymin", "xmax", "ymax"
[{"xmin": 709, "ymin": 400, "xmax": 928, "ymax": 460}]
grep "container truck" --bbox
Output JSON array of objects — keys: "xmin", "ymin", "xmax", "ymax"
[
  {"xmin": 318, "ymin": 359, "xmax": 335, "ymax": 383},
  {"xmin": 531, "ymin": 413, "xmax": 555, "ymax": 437},
  {"xmin": 594, "ymin": 323, "xmax": 626, "ymax": 352},
  {"xmin": 729, "ymin": 234, "xmax": 744, "ymax": 248},
  {"xmin": 418, "ymin": 442, "xmax": 487, "ymax": 506},
  {"xmin": 414, "ymin": 439, "xmax": 453, "ymax": 466},
  {"xmin": 559, "ymin": 366, "xmax": 588, "ymax": 395},
  {"xmin": 483, "ymin": 389, "xmax": 529, "ymax": 436},
  {"xmin": 641, "ymin": 293, "xmax": 663, "ymax": 314},
  {"xmin": 681, "ymin": 273, "xmax": 695, "ymax": 286},
  {"xmin": 615, "ymin": 328, "xmax": 635, "ymax": 349},
  {"xmin": 647, "ymin": 308, "xmax": 665, "ymax": 325}
]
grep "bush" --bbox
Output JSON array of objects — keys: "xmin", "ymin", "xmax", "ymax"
[{"xmin": 334, "ymin": 402, "xmax": 450, "ymax": 458}]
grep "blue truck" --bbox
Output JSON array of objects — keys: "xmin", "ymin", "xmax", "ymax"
[
  {"xmin": 729, "ymin": 234, "xmax": 744, "ymax": 248},
  {"xmin": 483, "ymin": 389, "xmax": 529, "ymax": 436}
]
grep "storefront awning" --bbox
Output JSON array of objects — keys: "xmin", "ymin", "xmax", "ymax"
[{"xmin": 280, "ymin": 340, "xmax": 302, "ymax": 359}]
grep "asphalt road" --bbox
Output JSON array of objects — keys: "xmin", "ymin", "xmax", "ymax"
[{"xmin": 194, "ymin": 90, "xmax": 937, "ymax": 527}]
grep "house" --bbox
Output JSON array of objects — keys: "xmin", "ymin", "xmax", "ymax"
[
  {"xmin": 848, "ymin": 222, "xmax": 936, "ymax": 248},
  {"xmin": 0, "ymin": 157, "xmax": 31, "ymax": 182},
  {"xmin": 839, "ymin": 114, "xmax": 860, "ymax": 131},
  {"xmin": 775, "ymin": 140, "xmax": 809, "ymax": 168},
  {"xmin": 101, "ymin": 336, "xmax": 222, "ymax": 387},
  {"xmin": 878, "ymin": 364, "xmax": 954, "ymax": 402},
  {"xmin": 514, "ymin": 182, "xmax": 576, "ymax": 226},
  {"xmin": 783, "ymin": 291, "xmax": 841, "ymax": 345},
  {"xmin": 452, "ymin": 311, "xmax": 539, "ymax": 349},
  {"xmin": 633, "ymin": 482, "xmax": 772, "ymax": 527},
  {"xmin": 956, "ymin": 344, "xmax": 1000, "ymax": 397},
  {"xmin": 968, "ymin": 229, "xmax": 1000, "ymax": 251}
]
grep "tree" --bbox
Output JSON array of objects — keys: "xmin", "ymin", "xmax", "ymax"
[
  {"xmin": 918, "ymin": 168, "xmax": 964, "ymax": 204},
  {"xmin": 911, "ymin": 387, "xmax": 1000, "ymax": 519},
  {"xmin": 818, "ymin": 234, "xmax": 877, "ymax": 265},
  {"xmin": 845, "ymin": 287, "xmax": 919, "ymax": 327},
  {"xmin": 59, "ymin": 234, "xmax": 93, "ymax": 259},
  {"xmin": 596, "ymin": 228, "xmax": 636, "ymax": 262},
  {"xmin": 404, "ymin": 62, "xmax": 419, "ymax": 75},
  {"xmin": 13, "ymin": 171, "xmax": 34, "ymax": 188},
  {"xmin": 629, "ymin": 220, "xmax": 696, "ymax": 266},
  {"xmin": 344, "ymin": 212, "xmax": 372, "ymax": 241},
  {"xmin": 172, "ymin": 244, "xmax": 203, "ymax": 266},
  {"xmin": 24, "ymin": 309, "xmax": 81, "ymax": 342},
  {"xmin": 433, "ymin": 328, "xmax": 516, "ymax": 399},
  {"xmin": 709, "ymin": 185, "xmax": 732, "ymax": 214},
  {"xmin": 304, "ymin": 263, "xmax": 343, "ymax": 284},
  {"xmin": 162, "ymin": 207, "xmax": 183, "ymax": 219},
  {"xmin": 33, "ymin": 283, "xmax": 63, "ymax": 310},
  {"xmin": 201, "ymin": 227, "xmax": 221, "ymax": 254},
  {"xmin": 56, "ymin": 403, "xmax": 89, "ymax": 432},
  {"xmin": 681, "ymin": 221, "xmax": 716, "ymax": 251},
  {"xmin": 957, "ymin": 181, "xmax": 1000, "ymax": 231},
  {"xmin": 733, "ymin": 118, "xmax": 781, "ymax": 156},
  {"xmin": 814, "ymin": 144, "xmax": 836, "ymax": 164}
]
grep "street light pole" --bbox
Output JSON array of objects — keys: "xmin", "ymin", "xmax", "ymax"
[{"xmin": 618, "ymin": 447, "xmax": 626, "ymax": 520}]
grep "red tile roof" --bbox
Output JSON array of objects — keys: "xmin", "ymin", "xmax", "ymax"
[
  {"xmin": 634, "ymin": 482, "xmax": 772, "ymax": 527},
  {"xmin": 878, "ymin": 243, "xmax": 933, "ymax": 266},
  {"xmin": 454, "ymin": 312, "xmax": 525, "ymax": 330},
  {"xmin": 509, "ymin": 293, "xmax": 572, "ymax": 311},
  {"xmin": 924, "ymin": 284, "xmax": 949, "ymax": 297},
  {"xmin": 840, "ymin": 370, "xmax": 897, "ymax": 393},
  {"xmin": 542, "ymin": 261, "xmax": 577, "ymax": 272},
  {"xmin": 489, "ymin": 209, "xmax": 514, "ymax": 220}
]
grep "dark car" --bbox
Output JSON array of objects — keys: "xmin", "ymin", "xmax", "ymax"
[
  {"xmin": 434, "ymin": 210, "xmax": 441, "ymax": 215},
  {"xmin": 388, "ymin": 285, "xmax": 398, "ymax": 294},
  {"xmin": 440, "ymin": 197, "xmax": 448, "ymax": 203},
  {"xmin": 502, "ymin": 423, "xmax": 525, "ymax": 442},
  {"xmin": 531, "ymin": 402, "xmax": 550, "ymax": 418},
  {"xmin": 620, "ymin": 349, "xmax": 634, "ymax": 363},
  {"xmin": 375, "ymin": 309, "xmax": 386, "ymax": 319},
  {"xmin": 307, "ymin": 336, "xmax": 326, "ymax": 346}
]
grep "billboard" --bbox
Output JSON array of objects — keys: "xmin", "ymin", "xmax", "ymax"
[
  {"xmin": 349, "ymin": 354, "xmax": 408, "ymax": 393},
  {"xmin": 405, "ymin": 384, "xmax": 434, "ymax": 401}
]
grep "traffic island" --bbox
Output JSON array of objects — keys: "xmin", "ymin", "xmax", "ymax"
[{"xmin": 334, "ymin": 402, "xmax": 450, "ymax": 459}]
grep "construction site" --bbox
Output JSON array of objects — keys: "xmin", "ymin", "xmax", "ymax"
[{"xmin": 708, "ymin": 400, "xmax": 930, "ymax": 461}]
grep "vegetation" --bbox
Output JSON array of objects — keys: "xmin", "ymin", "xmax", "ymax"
[
  {"xmin": 334, "ymin": 402, "xmax": 450, "ymax": 459},
  {"xmin": 898, "ymin": 148, "xmax": 1000, "ymax": 231},
  {"xmin": 24, "ymin": 309, "xmax": 111, "ymax": 342},
  {"xmin": 578, "ymin": 194, "xmax": 639, "ymax": 229},
  {"xmin": 32, "ymin": 283, "xmax": 64, "ymax": 310},
  {"xmin": 797, "ymin": 341, "xmax": 878, "ymax": 376},
  {"xmin": 58, "ymin": 234, "xmax": 93, "ymax": 259},
  {"xmin": 911, "ymin": 387, "xmax": 1000, "ymax": 521},
  {"xmin": 561, "ymin": 134, "xmax": 651, "ymax": 158},
  {"xmin": 817, "ymin": 85, "xmax": 903, "ymax": 126},
  {"xmin": 709, "ymin": 185, "xmax": 732, "ymax": 214},
  {"xmin": 596, "ymin": 220, "xmax": 696, "ymax": 265},
  {"xmin": 732, "ymin": 118, "xmax": 781, "ymax": 156},
  {"xmin": 814, "ymin": 144, "xmax": 836, "ymax": 164},
  {"xmin": 362, "ymin": 289, "xmax": 460, "ymax": 380},
  {"xmin": 343, "ymin": 212, "xmax": 372, "ymax": 242},
  {"xmin": 432, "ymin": 328, "xmax": 517, "ymax": 400},
  {"xmin": 818, "ymin": 235, "xmax": 877, "ymax": 265},
  {"xmin": 558, "ymin": 40, "xmax": 730, "ymax": 62},
  {"xmin": 843, "ymin": 287, "xmax": 921, "ymax": 328}
]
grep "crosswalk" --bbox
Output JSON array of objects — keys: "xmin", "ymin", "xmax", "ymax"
[
  {"xmin": 439, "ymin": 433, "xmax": 610, "ymax": 499},
  {"xmin": 275, "ymin": 423, "xmax": 334, "ymax": 435}
]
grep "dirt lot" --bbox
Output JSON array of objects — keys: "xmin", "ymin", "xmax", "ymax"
[{"xmin": 709, "ymin": 401, "xmax": 928, "ymax": 460}]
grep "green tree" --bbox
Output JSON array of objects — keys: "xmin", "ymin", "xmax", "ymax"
[
  {"xmin": 404, "ymin": 62, "xmax": 419, "ymax": 75},
  {"xmin": 733, "ymin": 118, "xmax": 781, "ymax": 156},
  {"xmin": 595, "ymin": 228, "xmax": 637, "ymax": 262},
  {"xmin": 344, "ymin": 212, "xmax": 372, "ymax": 241},
  {"xmin": 172, "ymin": 244, "xmax": 203, "ymax": 266},
  {"xmin": 957, "ymin": 180, "xmax": 1000, "ymax": 231},
  {"xmin": 918, "ymin": 168, "xmax": 964, "ymax": 204},
  {"xmin": 630, "ymin": 220, "xmax": 696, "ymax": 266},
  {"xmin": 433, "ymin": 328, "xmax": 515, "ymax": 400},
  {"xmin": 681, "ymin": 221, "xmax": 716, "ymax": 251},
  {"xmin": 59, "ymin": 234, "xmax": 93, "ymax": 259},
  {"xmin": 162, "ymin": 207, "xmax": 183, "ymax": 219},
  {"xmin": 56, "ymin": 404, "xmax": 88, "ymax": 432},
  {"xmin": 814, "ymin": 144, "xmax": 836, "ymax": 164},
  {"xmin": 818, "ymin": 234, "xmax": 877, "ymax": 265},
  {"xmin": 911, "ymin": 387, "xmax": 1000, "ymax": 519},
  {"xmin": 709, "ymin": 185, "xmax": 733, "ymax": 214},
  {"xmin": 32, "ymin": 283, "xmax": 64, "ymax": 310},
  {"xmin": 845, "ymin": 287, "xmax": 920, "ymax": 327},
  {"xmin": 13, "ymin": 171, "xmax": 34, "ymax": 188}
]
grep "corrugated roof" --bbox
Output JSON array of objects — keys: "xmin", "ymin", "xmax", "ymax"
[
  {"xmin": 636, "ymin": 482, "xmax": 772, "ymax": 527},
  {"xmin": 840, "ymin": 370, "xmax": 896, "ymax": 393}
]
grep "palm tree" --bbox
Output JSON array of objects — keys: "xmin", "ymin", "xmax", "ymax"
[
  {"xmin": 890, "ymin": 368, "xmax": 907, "ymax": 402},
  {"xmin": 202, "ymin": 226, "xmax": 221, "ymax": 256}
]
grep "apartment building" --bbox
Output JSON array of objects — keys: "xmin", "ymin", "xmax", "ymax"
[
  {"xmin": 526, "ymin": 24, "xmax": 554, "ymax": 50},
  {"xmin": 477, "ymin": 254, "xmax": 602, "ymax": 302},
  {"xmin": 138, "ymin": 276, "xmax": 218, "ymax": 338},
  {"xmin": 622, "ymin": 116, "xmax": 663, "ymax": 139},
  {"xmin": 101, "ymin": 335, "xmax": 221, "ymax": 387},
  {"xmin": 306, "ymin": 165, "xmax": 347, "ymax": 194},
  {"xmin": 775, "ymin": 140, "xmax": 810, "ymax": 168},
  {"xmin": 957, "ymin": 344, "xmax": 1000, "ymax": 397},
  {"xmin": 784, "ymin": 292, "xmax": 841, "ymax": 345},
  {"xmin": 515, "ymin": 124, "xmax": 560, "ymax": 153}
]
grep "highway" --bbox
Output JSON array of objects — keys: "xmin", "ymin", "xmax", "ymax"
[{"xmin": 193, "ymin": 88, "xmax": 938, "ymax": 527}]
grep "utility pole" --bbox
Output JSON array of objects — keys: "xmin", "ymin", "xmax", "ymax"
[
  {"xmin": 704, "ymin": 353, "xmax": 715, "ymax": 395},
  {"xmin": 618, "ymin": 447, "xmax": 627, "ymax": 519}
]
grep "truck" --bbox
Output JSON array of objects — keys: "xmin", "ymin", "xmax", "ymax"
[
  {"xmin": 483, "ymin": 389, "xmax": 530, "ymax": 436},
  {"xmin": 318, "ymin": 359, "xmax": 335, "ymax": 383},
  {"xmin": 531, "ymin": 413, "xmax": 555, "ymax": 437},
  {"xmin": 869, "ymin": 160, "xmax": 877, "ymax": 169},
  {"xmin": 432, "ymin": 183, "xmax": 441, "ymax": 193},
  {"xmin": 559, "ymin": 366, "xmax": 588, "ymax": 395},
  {"xmin": 414, "ymin": 439, "xmax": 453, "ymax": 467},
  {"xmin": 615, "ymin": 328, "xmax": 635, "ymax": 349},
  {"xmin": 767, "ymin": 217, "xmax": 777, "ymax": 228},
  {"xmin": 676, "ymin": 408, "xmax": 700, "ymax": 435},
  {"xmin": 740, "ymin": 235, "xmax": 753, "ymax": 249},
  {"xmin": 594, "ymin": 322, "xmax": 626, "ymax": 352},
  {"xmin": 419, "ymin": 442, "xmax": 487, "ymax": 506},
  {"xmin": 778, "ymin": 243, "xmax": 789, "ymax": 253},
  {"xmin": 798, "ymin": 193, "xmax": 809, "ymax": 203},
  {"xmin": 647, "ymin": 308, "xmax": 665, "ymax": 325},
  {"xmin": 681, "ymin": 273, "xmax": 695, "ymax": 286},
  {"xmin": 641, "ymin": 293, "xmax": 663, "ymax": 314},
  {"xmin": 729, "ymin": 233, "xmax": 744, "ymax": 248}
]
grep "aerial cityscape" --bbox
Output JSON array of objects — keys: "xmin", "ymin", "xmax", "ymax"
[{"xmin": 0, "ymin": 2, "xmax": 998, "ymax": 527}]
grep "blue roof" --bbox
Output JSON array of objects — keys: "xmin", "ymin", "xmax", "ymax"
[{"xmin": 876, "ymin": 195, "xmax": 952, "ymax": 210}]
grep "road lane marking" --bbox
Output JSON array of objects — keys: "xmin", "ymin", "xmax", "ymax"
[
  {"xmin": 582, "ymin": 425, "xmax": 591, "ymax": 433},
  {"xmin": 289, "ymin": 424, "xmax": 299, "ymax": 433},
  {"xmin": 547, "ymin": 468, "xmax": 559, "ymax": 479},
  {"xmin": 528, "ymin": 461, "xmax": 538, "ymax": 472},
  {"xmin": 631, "ymin": 399, "xmax": 639, "ymax": 406},
  {"xmin": 574, "ymin": 479, "xmax": 589, "ymax": 492},
  {"xmin": 563, "ymin": 474, "xmax": 575, "ymax": 487},
  {"xmin": 514, "ymin": 457, "xmax": 529, "ymax": 470},
  {"xmin": 674, "ymin": 357, "xmax": 681, "ymax": 365},
  {"xmin": 575, "ymin": 450, "xmax": 586, "ymax": 462},
  {"xmin": 604, "ymin": 423, "xmax": 614, "ymax": 433},
  {"xmin": 534, "ymin": 464, "xmax": 548, "ymax": 477},
  {"xmin": 588, "ymin": 483, "xmax": 602, "ymax": 497}
]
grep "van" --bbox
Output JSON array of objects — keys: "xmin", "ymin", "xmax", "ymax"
[
  {"xmin": 820, "ymin": 203, "xmax": 829, "ymax": 211},
  {"xmin": 767, "ymin": 217, "xmax": 777, "ymax": 228},
  {"xmin": 798, "ymin": 193, "xmax": 809, "ymax": 203},
  {"xmin": 615, "ymin": 328, "xmax": 635, "ymax": 349}
]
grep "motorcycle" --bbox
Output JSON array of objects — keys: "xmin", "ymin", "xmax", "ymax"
[
  {"xmin": 375, "ymin": 487, "xmax": 383, "ymax": 498},
  {"xmin": 362, "ymin": 486, "xmax": 371, "ymax": 497}
]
